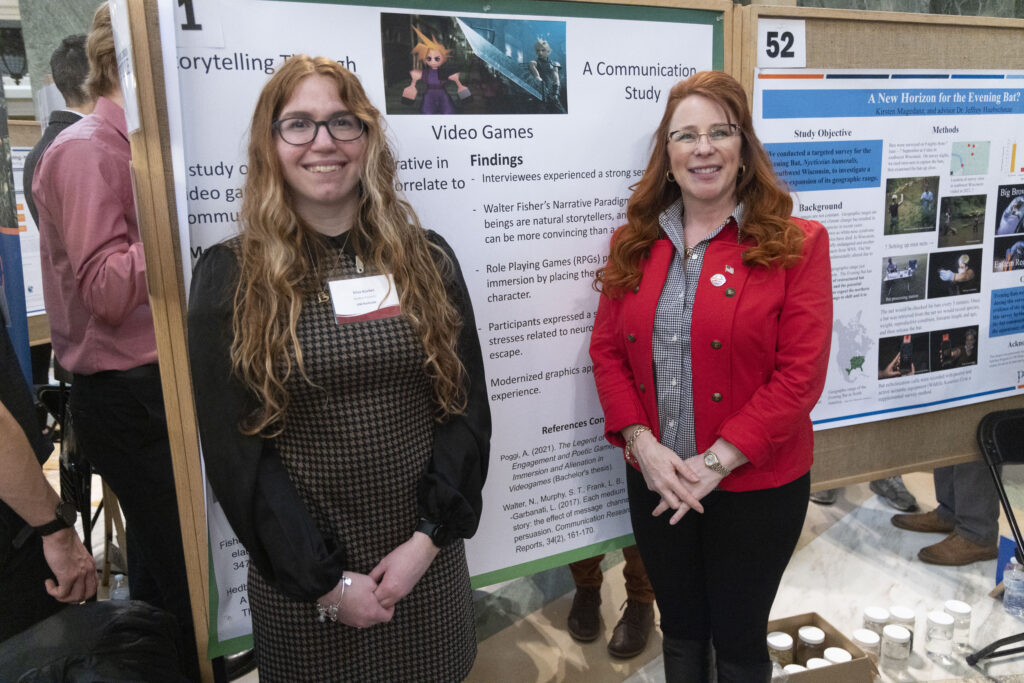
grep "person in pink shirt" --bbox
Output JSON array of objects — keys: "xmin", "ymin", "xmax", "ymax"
[{"xmin": 32, "ymin": 4, "xmax": 199, "ymax": 679}]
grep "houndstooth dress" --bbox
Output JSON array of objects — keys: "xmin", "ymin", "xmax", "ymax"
[{"xmin": 245, "ymin": 236, "xmax": 477, "ymax": 682}]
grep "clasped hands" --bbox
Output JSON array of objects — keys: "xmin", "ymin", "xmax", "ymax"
[
  {"xmin": 317, "ymin": 530, "xmax": 439, "ymax": 629},
  {"xmin": 631, "ymin": 430, "xmax": 745, "ymax": 525}
]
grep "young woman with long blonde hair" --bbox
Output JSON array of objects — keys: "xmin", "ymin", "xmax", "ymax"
[{"xmin": 189, "ymin": 55, "xmax": 489, "ymax": 681}]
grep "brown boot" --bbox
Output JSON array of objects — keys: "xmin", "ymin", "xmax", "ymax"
[
  {"xmin": 567, "ymin": 587, "xmax": 602, "ymax": 642},
  {"xmin": 918, "ymin": 532, "xmax": 998, "ymax": 566},
  {"xmin": 891, "ymin": 508, "xmax": 955, "ymax": 534},
  {"xmin": 607, "ymin": 599, "xmax": 654, "ymax": 658}
]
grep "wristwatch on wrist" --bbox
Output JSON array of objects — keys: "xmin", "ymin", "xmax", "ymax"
[
  {"xmin": 415, "ymin": 518, "xmax": 444, "ymax": 547},
  {"xmin": 702, "ymin": 449, "xmax": 731, "ymax": 477},
  {"xmin": 34, "ymin": 500, "xmax": 77, "ymax": 537}
]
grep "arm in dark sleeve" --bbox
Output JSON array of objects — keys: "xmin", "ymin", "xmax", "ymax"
[
  {"xmin": 417, "ymin": 232, "xmax": 491, "ymax": 545},
  {"xmin": 188, "ymin": 244, "xmax": 345, "ymax": 600}
]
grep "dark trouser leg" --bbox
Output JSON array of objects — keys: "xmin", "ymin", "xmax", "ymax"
[
  {"xmin": 934, "ymin": 465, "xmax": 958, "ymax": 526},
  {"xmin": 628, "ymin": 466, "xmax": 809, "ymax": 681},
  {"xmin": 716, "ymin": 658, "xmax": 772, "ymax": 683},
  {"xmin": 70, "ymin": 370, "xmax": 200, "ymax": 682},
  {"xmin": 946, "ymin": 461, "xmax": 1001, "ymax": 545},
  {"xmin": 568, "ymin": 554, "xmax": 604, "ymax": 589},
  {"xmin": 662, "ymin": 635, "xmax": 712, "ymax": 683},
  {"xmin": 621, "ymin": 544, "xmax": 655, "ymax": 603}
]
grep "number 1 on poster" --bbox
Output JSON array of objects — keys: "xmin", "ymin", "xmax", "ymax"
[{"xmin": 179, "ymin": 0, "xmax": 202, "ymax": 31}]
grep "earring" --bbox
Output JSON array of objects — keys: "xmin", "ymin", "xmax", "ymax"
[
  {"xmin": 666, "ymin": 170, "xmax": 676, "ymax": 183},
  {"xmin": 738, "ymin": 164, "xmax": 746, "ymax": 177}
]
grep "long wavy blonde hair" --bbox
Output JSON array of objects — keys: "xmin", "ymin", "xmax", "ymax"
[{"xmin": 232, "ymin": 55, "xmax": 465, "ymax": 435}]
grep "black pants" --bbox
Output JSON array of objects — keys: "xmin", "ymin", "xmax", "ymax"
[
  {"xmin": 628, "ymin": 466, "xmax": 809, "ymax": 664},
  {"xmin": 71, "ymin": 367, "xmax": 200, "ymax": 681}
]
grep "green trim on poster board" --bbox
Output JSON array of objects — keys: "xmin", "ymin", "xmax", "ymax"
[
  {"xmin": 208, "ymin": 633, "xmax": 255, "ymax": 660},
  {"xmin": 470, "ymin": 533, "xmax": 635, "ymax": 589},
  {"xmin": 206, "ymin": 542, "xmax": 255, "ymax": 658},
  {"xmin": 276, "ymin": 0, "xmax": 725, "ymax": 71}
]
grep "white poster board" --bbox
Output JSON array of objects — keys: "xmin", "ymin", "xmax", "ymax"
[
  {"xmin": 163, "ymin": 0, "xmax": 725, "ymax": 653},
  {"xmin": 12, "ymin": 147, "xmax": 45, "ymax": 315},
  {"xmin": 753, "ymin": 69, "xmax": 1024, "ymax": 431}
]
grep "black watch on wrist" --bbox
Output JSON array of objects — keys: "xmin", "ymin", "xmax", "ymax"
[
  {"xmin": 415, "ymin": 518, "xmax": 444, "ymax": 547},
  {"xmin": 34, "ymin": 500, "xmax": 77, "ymax": 537}
]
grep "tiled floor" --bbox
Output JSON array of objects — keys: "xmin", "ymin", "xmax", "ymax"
[
  {"xmin": 58, "ymin": 456, "xmax": 1024, "ymax": 682},
  {"xmin": 463, "ymin": 470, "xmax": 1024, "ymax": 683}
]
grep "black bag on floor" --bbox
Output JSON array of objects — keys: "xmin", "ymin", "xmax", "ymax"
[{"xmin": 0, "ymin": 600, "xmax": 190, "ymax": 682}]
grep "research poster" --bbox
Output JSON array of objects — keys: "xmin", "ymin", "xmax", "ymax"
[
  {"xmin": 753, "ymin": 70, "xmax": 1024, "ymax": 430},
  {"xmin": 164, "ymin": 0, "xmax": 723, "ymax": 652},
  {"xmin": 11, "ymin": 148, "xmax": 45, "ymax": 315}
]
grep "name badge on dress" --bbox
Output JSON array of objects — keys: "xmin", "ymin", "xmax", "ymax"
[{"xmin": 327, "ymin": 274, "xmax": 401, "ymax": 324}]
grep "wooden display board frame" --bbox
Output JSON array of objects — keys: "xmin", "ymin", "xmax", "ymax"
[
  {"xmin": 736, "ymin": 5, "xmax": 1024, "ymax": 488},
  {"xmin": 121, "ymin": 1, "xmax": 732, "ymax": 678},
  {"xmin": 119, "ymin": 1, "xmax": 212, "ymax": 678}
]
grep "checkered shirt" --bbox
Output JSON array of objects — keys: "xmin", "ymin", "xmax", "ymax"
[{"xmin": 653, "ymin": 198, "xmax": 743, "ymax": 461}]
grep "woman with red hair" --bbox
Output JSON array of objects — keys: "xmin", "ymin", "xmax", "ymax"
[{"xmin": 589, "ymin": 71, "xmax": 832, "ymax": 681}]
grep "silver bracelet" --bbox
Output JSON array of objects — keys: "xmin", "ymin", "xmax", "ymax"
[{"xmin": 316, "ymin": 574, "xmax": 352, "ymax": 623}]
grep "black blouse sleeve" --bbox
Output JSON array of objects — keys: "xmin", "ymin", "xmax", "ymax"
[
  {"xmin": 187, "ymin": 243, "xmax": 345, "ymax": 601},
  {"xmin": 417, "ymin": 231, "xmax": 491, "ymax": 545}
]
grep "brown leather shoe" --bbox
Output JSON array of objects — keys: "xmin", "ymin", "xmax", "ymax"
[
  {"xmin": 607, "ymin": 599, "xmax": 654, "ymax": 658},
  {"xmin": 567, "ymin": 587, "xmax": 602, "ymax": 642},
  {"xmin": 918, "ymin": 532, "xmax": 998, "ymax": 566},
  {"xmin": 891, "ymin": 508, "xmax": 955, "ymax": 534}
]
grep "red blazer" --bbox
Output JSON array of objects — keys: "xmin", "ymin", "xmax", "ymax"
[{"xmin": 589, "ymin": 217, "xmax": 832, "ymax": 492}]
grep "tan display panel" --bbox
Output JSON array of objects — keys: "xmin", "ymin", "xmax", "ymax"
[
  {"xmin": 736, "ymin": 6, "xmax": 1024, "ymax": 96},
  {"xmin": 737, "ymin": 5, "xmax": 1024, "ymax": 487}
]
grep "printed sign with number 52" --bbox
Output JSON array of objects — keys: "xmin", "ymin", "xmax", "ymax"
[{"xmin": 757, "ymin": 19, "xmax": 806, "ymax": 68}]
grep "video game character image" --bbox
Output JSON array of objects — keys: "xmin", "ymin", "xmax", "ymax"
[
  {"xmin": 529, "ymin": 38, "xmax": 564, "ymax": 113},
  {"xmin": 402, "ymin": 26, "xmax": 470, "ymax": 114}
]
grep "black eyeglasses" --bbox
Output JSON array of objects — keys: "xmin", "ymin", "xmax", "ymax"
[{"xmin": 273, "ymin": 115, "xmax": 365, "ymax": 145}]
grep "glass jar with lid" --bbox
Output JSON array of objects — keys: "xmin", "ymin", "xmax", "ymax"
[
  {"xmin": 888, "ymin": 605, "xmax": 915, "ymax": 648},
  {"xmin": 767, "ymin": 631, "xmax": 794, "ymax": 666},
  {"xmin": 880, "ymin": 624, "xmax": 911, "ymax": 675},
  {"xmin": 944, "ymin": 599, "xmax": 971, "ymax": 652},
  {"xmin": 824, "ymin": 646, "xmax": 852, "ymax": 664},
  {"xmin": 925, "ymin": 609, "xmax": 955, "ymax": 666},
  {"xmin": 852, "ymin": 628, "xmax": 880, "ymax": 662},
  {"xmin": 862, "ymin": 605, "xmax": 890, "ymax": 635},
  {"xmin": 796, "ymin": 625, "xmax": 826, "ymax": 665}
]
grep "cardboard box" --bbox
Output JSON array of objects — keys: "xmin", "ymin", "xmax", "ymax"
[{"xmin": 767, "ymin": 612, "xmax": 879, "ymax": 682}]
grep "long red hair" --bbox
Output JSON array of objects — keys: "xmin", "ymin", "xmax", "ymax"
[{"xmin": 595, "ymin": 71, "xmax": 804, "ymax": 298}]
